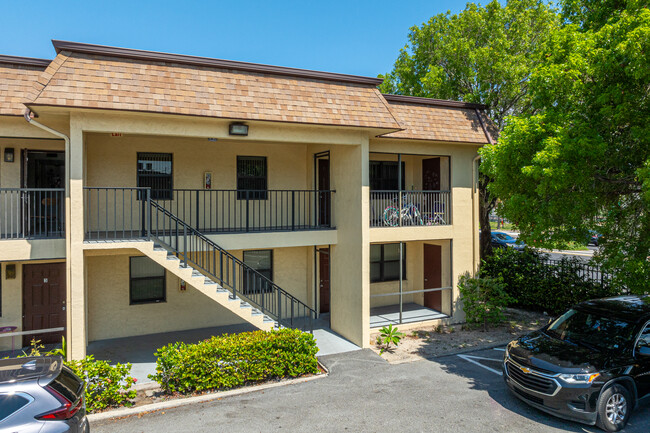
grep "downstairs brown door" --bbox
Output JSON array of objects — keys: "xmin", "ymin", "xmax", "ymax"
[
  {"xmin": 23, "ymin": 263, "xmax": 66, "ymax": 346},
  {"xmin": 423, "ymin": 244, "xmax": 442, "ymax": 311},
  {"xmin": 319, "ymin": 250, "xmax": 330, "ymax": 314}
]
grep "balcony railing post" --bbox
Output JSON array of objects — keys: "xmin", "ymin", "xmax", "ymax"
[
  {"xmin": 291, "ymin": 191, "xmax": 295, "ymax": 231},
  {"xmin": 195, "ymin": 190, "xmax": 200, "ymax": 230},
  {"xmin": 245, "ymin": 190, "xmax": 250, "ymax": 233},
  {"xmin": 398, "ymin": 192, "xmax": 403, "ymax": 227},
  {"xmin": 146, "ymin": 189, "xmax": 151, "ymax": 240}
]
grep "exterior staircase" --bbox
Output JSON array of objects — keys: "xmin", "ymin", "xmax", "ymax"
[
  {"xmin": 133, "ymin": 241, "xmax": 277, "ymax": 331},
  {"xmin": 140, "ymin": 198, "xmax": 315, "ymax": 332}
]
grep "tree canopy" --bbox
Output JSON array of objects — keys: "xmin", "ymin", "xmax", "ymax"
[{"xmin": 481, "ymin": 0, "xmax": 650, "ymax": 292}]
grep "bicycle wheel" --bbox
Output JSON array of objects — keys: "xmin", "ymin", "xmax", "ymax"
[
  {"xmin": 383, "ymin": 207, "xmax": 399, "ymax": 227},
  {"xmin": 411, "ymin": 207, "xmax": 424, "ymax": 225}
]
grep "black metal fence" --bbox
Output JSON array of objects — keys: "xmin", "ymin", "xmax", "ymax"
[
  {"xmin": 540, "ymin": 257, "xmax": 613, "ymax": 287},
  {"xmin": 0, "ymin": 188, "xmax": 65, "ymax": 239},
  {"xmin": 370, "ymin": 190, "xmax": 451, "ymax": 227}
]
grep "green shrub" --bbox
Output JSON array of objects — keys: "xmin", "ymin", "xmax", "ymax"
[
  {"xmin": 377, "ymin": 324, "xmax": 404, "ymax": 354},
  {"xmin": 149, "ymin": 329, "xmax": 319, "ymax": 394},
  {"xmin": 458, "ymin": 272, "xmax": 514, "ymax": 330},
  {"xmin": 481, "ymin": 248, "xmax": 620, "ymax": 315},
  {"xmin": 66, "ymin": 356, "xmax": 137, "ymax": 413}
]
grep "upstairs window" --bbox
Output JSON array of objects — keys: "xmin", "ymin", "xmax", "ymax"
[
  {"xmin": 137, "ymin": 152, "xmax": 173, "ymax": 200},
  {"xmin": 370, "ymin": 243, "xmax": 406, "ymax": 282},
  {"xmin": 370, "ymin": 161, "xmax": 405, "ymax": 191},
  {"xmin": 237, "ymin": 156, "xmax": 267, "ymax": 199}
]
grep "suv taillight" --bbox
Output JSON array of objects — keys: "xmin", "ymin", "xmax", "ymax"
[{"xmin": 35, "ymin": 385, "xmax": 83, "ymax": 421}]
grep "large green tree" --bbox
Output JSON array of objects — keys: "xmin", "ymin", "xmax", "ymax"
[
  {"xmin": 380, "ymin": 0, "xmax": 560, "ymax": 257},
  {"xmin": 481, "ymin": 0, "xmax": 650, "ymax": 293}
]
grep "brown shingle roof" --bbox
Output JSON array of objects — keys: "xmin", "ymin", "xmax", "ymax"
[
  {"xmin": 28, "ymin": 42, "xmax": 401, "ymax": 130},
  {"xmin": 0, "ymin": 56, "xmax": 49, "ymax": 116},
  {"xmin": 381, "ymin": 94, "xmax": 491, "ymax": 143}
]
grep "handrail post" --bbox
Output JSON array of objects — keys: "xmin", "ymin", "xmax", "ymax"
[
  {"xmin": 277, "ymin": 290, "xmax": 282, "ymax": 326},
  {"xmin": 146, "ymin": 189, "xmax": 151, "ymax": 240},
  {"xmin": 291, "ymin": 191, "xmax": 295, "ymax": 231},
  {"xmin": 245, "ymin": 190, "xmax": 250, "ymax": 232},
  {"xmin": 231, "ymin": 260, "xmax": 237, "ymax": 299},
  {"xmin": 183, "ymin": 224, "xmax": 187, "ymax": 267},
  {"xmin": 195, "ymin": 190, "xmax": 200, "ymax": 230}
]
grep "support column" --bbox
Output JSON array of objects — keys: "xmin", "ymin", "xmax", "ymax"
[
  {"xmin": 329, "ymin": 137, "xmax": 370, "ymax": 347},
  {"xmin": 67, "ymin": 118, "xmax": 86, "ymax": 360}
]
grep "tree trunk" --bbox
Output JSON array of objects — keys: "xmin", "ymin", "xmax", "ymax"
[{"xmin": 479, "ymin": 172, "xmax": 496, "ymax": 259}]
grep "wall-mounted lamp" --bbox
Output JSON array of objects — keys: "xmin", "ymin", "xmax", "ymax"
[
  {"xmin": 4, "ymin": 148, "xmax": 14, "ymax": 163},
  {"xmin": 229, "ymin": 123, "xmax": 249, "ymax": 136},
  {"xmin": 5, "ymin": 264, "xmax": 16, "ymax": 279}
]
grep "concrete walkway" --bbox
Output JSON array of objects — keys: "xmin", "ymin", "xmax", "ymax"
[{"xmin": 88, "ymin": 320, "xmax": 359, "ymax": 384}]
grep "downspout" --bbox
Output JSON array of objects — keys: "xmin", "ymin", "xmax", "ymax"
[{"xmin": 24, "ymin": 108, "xmax": 72, "ymax": 360}]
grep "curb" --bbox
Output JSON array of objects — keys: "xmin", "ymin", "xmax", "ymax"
[
  {"xmin": 89, "ymin": 368, "xmax": 328, "ymax": 422},
  {"xmin": 89, "ymin": 372, "xmax": 327, "ymax": 423},
  {"xmin": 385, "ymin": 340, "xmax": 510, "ymax": 365}
]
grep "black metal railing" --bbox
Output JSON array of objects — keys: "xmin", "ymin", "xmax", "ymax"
[
  {"xmin": 0, "ymin": 188, "xmax": 65, "ymax": 239},
  {"xmin": 148, "ymin": 197, "xmax": 315, "ymax": 332},
  {"xmin": 541, "ymin": 257, "xmax": 613, "ymax": 287},
  {"xmin": 84, "ymin": 188, "xmax": 334, "ymax": 239},
  {"xmin": 370, "ymin": 190, "xmax": 451, "ymax": 227}
]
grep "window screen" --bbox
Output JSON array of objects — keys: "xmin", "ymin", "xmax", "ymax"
[
  {"xmin": 370, "ymin": 161, "xmax": 405, "ymax": 191},
  {"xmin": 370, "ymin": 243, "xmax": 406, "ymax": 282},
  {"xmin": 237, "ymin": 156, "xmax": 267, "ymax": 199},
  {"xmin": 130, "ymin": 256, "xmax": 166, "ymax": 304},
  {"xmin": 137, "ymin": 152, "xmax": 173, "ymax": 200},
  {"xmin": 243, "ymin": 250, "xmax": 273, "ymax": 293}
]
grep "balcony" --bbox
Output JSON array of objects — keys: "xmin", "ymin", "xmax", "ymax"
[
  {"xmin": 84, "ymin": 187, "xmax": 335, "ymax": 241},
  {"xmin": 0, "ymin": 188, "xmax": 65, "ymax": 239},
  {"xmin": 370, "ymin": 190, "xmax": 451, "ymax": 228}
]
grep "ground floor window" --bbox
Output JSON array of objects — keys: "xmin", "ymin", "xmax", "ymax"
[
  {"xmin": 130, "ymin": 256, "xmax": 166, "ymax": 304},
  {"xmin": 243, "ymin": 250, "xmax": 273, "ymax": 293},
  {"xmin": 370, "ymin": 243, "xmax": 406, "ymax": 282}
]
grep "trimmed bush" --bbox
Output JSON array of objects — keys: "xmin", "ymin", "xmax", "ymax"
[
  {"xmin": 481, "ymin": 248, "xmax": 620, "ymax": 315},
  {"xmin": 458, "ymin": 272, "xmax": 514, "ymax": 330},
  {"xmin": 149, "ymin": 329, "xmax": 319, "ymax": 394},
  {"xmin": 66, "ymin": 356, "xmax": 137, "ymax": 413}
]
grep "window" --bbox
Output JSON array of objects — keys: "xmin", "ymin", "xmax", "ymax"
[
  {"xmin": 137, "ymin": 153, "xmax": 173, "ymax": 200},
  {"xmin": 638, "ymin": 323, "xmax": 650, "ymax": 349},
  {"xmin": 237, "ymin": 156, "xmax": 267, "ymax": 199},
  {"xmin": 370, "ymin": 243, "xmax": 406, "ymax": 282},
  {"xmin": 130, "ymin": 256, "xmax": 166, "ymax": 304},
  {"xmin": 0, "ymin": 394, "xmax": 31, "ymax": 422},
  {"xmin": 370, "ymin": 161, "xmax": 405, "ymax": 191},
  {"xmin": 243, "ymin": 250, "xmax": 273, "ymax": 293}
]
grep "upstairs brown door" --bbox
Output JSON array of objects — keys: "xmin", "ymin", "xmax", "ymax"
[
  {"xmin": 23, "ymin": 263, "xmax": 66, "ymax": 346},
  {"xmin": 422, "ymin": 158, "xmax": 441, "ymax": 191},
  {"xmin": 318, "ymin": 158, "xmax": 331, "ymax": 226},
  {"xmin": 319, "ymin": 250, "xmax": 330, "ymax": 314},
  {"xmin": 423, "ymin": 244, "xmax": 442, "ymax": 311}
]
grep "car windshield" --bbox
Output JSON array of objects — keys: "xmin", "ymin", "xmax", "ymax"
[
  {"xmin": 493, "ymin": 233, "xmax": 513, "ymax": 241},
  {"xmin": 546, "ymin": 309, "xmax": 635, "ymax": 351}
]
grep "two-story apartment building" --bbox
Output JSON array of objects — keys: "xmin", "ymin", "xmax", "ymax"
[{"xmin": 0, "ymin": 41, "xmax": 492, "ymax": 359}]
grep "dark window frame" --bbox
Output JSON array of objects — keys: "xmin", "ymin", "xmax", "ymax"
[
  {"xmin": 137, "ymin": 152, "xmax": 173, "ymax": 200},
  {"xmin": 370, "ymin": 243, "xmax": 406, "ymax": 283},
  {"xmin": 129, "ymin": 256, "xmax": 166, "ymax": 305},
  {"xmin": 243, "ymin": 249, "xmax": 273, "ymax": 294},
  {"xmin": 237, "ymin": 156, "xmax": 268, "ymax": 200},
  {"xmin": 369, "ymin": 161, "xmax": 405, "ymax": 191}
]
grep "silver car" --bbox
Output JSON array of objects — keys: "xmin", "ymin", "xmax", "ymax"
[{"xmin": 0, "ymin": 356, "xmax": 89, "ymax": 432}]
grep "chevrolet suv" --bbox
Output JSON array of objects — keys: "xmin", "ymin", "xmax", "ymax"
[{"xmin": 503, "ymin": 295, "xmax": 650, "ymax": 432}]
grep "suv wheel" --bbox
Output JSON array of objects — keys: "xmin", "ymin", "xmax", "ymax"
[{"xmin": 597, "ymin": 384, "xmax": 632, "ymax": 432}]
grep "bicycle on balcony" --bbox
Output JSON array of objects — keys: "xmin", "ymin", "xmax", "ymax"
[{"xmin": 382, "ymin": 196, "xmax": 424, "ymax": 227}]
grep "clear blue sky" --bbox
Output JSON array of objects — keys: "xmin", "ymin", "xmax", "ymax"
[{"xmin": 1, "ymin": 0, "xmax": 471, "ymax": 77}]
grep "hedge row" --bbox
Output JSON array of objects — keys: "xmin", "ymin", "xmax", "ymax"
[
  {"xmin": 149, "ymin": 328, "xmax": 319, "ymax": 394},
  {"xmin": 480, "ymin": 248, "xmax": 620, "ymax": 315}
]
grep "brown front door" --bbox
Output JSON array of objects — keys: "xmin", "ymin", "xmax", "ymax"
[
  {"xmin": 319, "ymin": 249, "xmax": 330, "ymax": 314},
  {"xmin": 318, "ymin": 158, "xmax": 331, "ymax": 226},
  {"xmin": 423, "ymin": 244, "xmax": 442, "ymax": 311},
  {"xmin": 422, "ymin": 158, "xmax": 441, "ymax": 191},
  {"xmin": 23, "ymin": 263, "xmax": 66, "ymax": 346}
]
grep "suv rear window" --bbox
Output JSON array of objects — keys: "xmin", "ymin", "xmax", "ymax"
[
  {"xmin": 0, "ymin": 394, "xmax": 31, "ymax": 421},
  {"xmin": 51, "ymin": 365, "xmax": 84, "ymax": 403}
]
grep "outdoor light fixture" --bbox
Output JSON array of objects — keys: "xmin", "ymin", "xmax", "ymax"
[
  {"xmin": 229, "ymin": 123, "xmax": 249, "ymax": 136},
  {"xmin": 4, "ymin": 148, "xmax": 14, "ymax": 163},
  {"xmin": 5, "ymin": 264, "xmax": 16, "ymax": 279}
]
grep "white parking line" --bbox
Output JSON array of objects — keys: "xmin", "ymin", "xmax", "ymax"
[
  {"xmin": 493, "ymin": 348, "xmax": 506, "ymax": 351},
  {"xmin": 457, "ymin": 354, "xmax": 503, "ymax": 376}
]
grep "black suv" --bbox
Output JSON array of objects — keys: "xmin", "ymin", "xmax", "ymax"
[{"xmin": 503, "ymin": 295, "xmax": 650, "ymax": 432}]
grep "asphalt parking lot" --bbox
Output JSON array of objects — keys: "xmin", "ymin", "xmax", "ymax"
[{"xmin": 93, "ymin": 348, "xmax": 650, "ymax": 433}]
